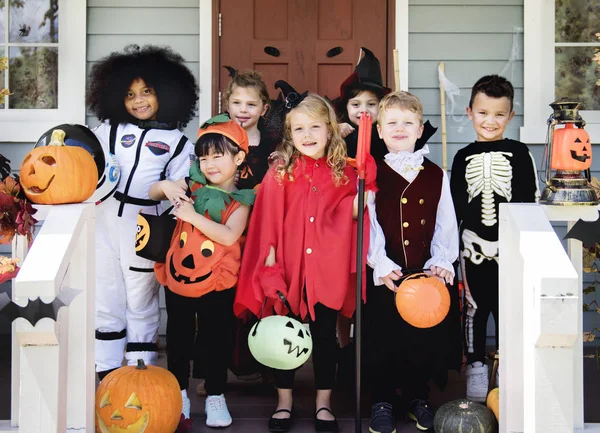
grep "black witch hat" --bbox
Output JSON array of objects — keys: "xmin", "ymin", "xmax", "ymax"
[
  {"xmin": 339, "ymin": 47, "xmax": 392, "ymax": 101},
  {"xmin": 264, "ymin": 80, "xmax": 308, "ymax": 144}
]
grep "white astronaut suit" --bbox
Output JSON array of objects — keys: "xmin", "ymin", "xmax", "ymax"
[{"xmin": 92, "ymin": 121, "xmax": 194, "ymax": 377}]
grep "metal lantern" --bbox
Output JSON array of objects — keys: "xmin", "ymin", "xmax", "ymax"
[{"xmin": 540, "ymin": 100, "xmax": 598, "ymax": 206}]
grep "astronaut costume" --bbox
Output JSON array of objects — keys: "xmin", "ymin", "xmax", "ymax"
[{"xmin": 93, "ymin": 121, "xmax": 194, "ymax": 375}]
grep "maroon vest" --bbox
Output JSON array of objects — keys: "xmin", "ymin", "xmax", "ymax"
[{"xmin": 375, "ymin": 159, "xmax": 443, "ymax": 269}]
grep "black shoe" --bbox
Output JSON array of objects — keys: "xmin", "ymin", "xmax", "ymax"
[
  {"xmin": 268, "ymin": 408, "xmax": 293, "ymax": 433},
  {"xmin": 368, "ymin": 402, "xmax": 396, "ymax": 433},
  {"xmin": 406, "ymin": 399, "xmax": 434, "ymax": 431},
  {"xmin": 314, "ymin": 407, "xmax": 339, "ymax": 432}
]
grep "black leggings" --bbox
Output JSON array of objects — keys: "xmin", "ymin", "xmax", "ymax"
[
  {"xmin": 274, "ymin": 303, "xmax": 338, "ymax": 390},
  {"xmin": 164, "ymin": 287, "xmax": 236, "ymax": 395}
]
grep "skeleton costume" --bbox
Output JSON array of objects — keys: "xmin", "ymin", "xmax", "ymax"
[
  {"xmin": 93, "ymin": 121, "xmax": 194, "ymax": 376},
  {"xmin": 450, "ymin": 138, "xmax": 539, "ymax": 363}
]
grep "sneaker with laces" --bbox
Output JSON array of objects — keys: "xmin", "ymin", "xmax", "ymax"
[
  {"xmin": 406, "ymin": 399, "xmax": 434, "ymax": 431},
  {"xmin": 176, "ymin": 394, "xmax": 193, "ymax": 432},
  {"xmin": 205, "ymin": 394, "xmax": 232, "ymax": 428},
  {"xmin": 368, "ymin": 402, "xmax": 396, "ymax": 433},
  {"xmin": 466, "ymin": 361, "xmax": 489, "ymax": 402}
]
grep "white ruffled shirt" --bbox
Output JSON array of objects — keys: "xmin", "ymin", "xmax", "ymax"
[{"xmin": 366, "ymin": 145, "xmax": 459, "ymax": 286}]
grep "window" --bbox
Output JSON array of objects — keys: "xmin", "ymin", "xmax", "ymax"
[
  {"xmin": 521, "ymin": 0, "xmax": 600, "ymax": 144},
  {"xmin": 0, "ymin": 0, "xmax": 85, "ymax": 142}
]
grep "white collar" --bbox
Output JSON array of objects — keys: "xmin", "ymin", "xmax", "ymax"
[{"xmin": 384, "ymin": 144, "xmax": 430, "ymax": 182}]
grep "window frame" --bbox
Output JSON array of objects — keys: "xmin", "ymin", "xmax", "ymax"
[
  {"xmin": 0, "ymin": 0, "xmax": 86, "ymax": 142},
  {"xmin": 521, "ymin": 0, "xmax": 600, "ymax": 144}
]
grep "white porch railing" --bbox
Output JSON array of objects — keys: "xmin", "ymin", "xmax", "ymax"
[
  {"xmin": 0, "ymin": 203, "xmax": 95, "ymax": 433},
  {"xmin": 499, "ymin": 203, "xmax": 600, "ymax": 433}
]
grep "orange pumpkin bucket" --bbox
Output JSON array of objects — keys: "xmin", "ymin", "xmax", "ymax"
[{"xmin": 395, "ymin": 273, "xmax": 450, "ymax": 328}]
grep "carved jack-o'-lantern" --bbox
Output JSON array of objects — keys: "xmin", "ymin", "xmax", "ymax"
[
  {"xmin": 154, "ymin": 220, "xmax": 240, "ymax": 298},
  {"xmin": 20, "ymin": 130, "xmax": 98, "ymax": 204},
  {"xmin": 248, "ymin": 315, "xmax": 313, "ymax": 370},
  {"xmin": 550, "ymin": 123, "xmax": 592, "ymax": 171},
  {"xmin": 395, "ymin": 273, "xmax": 450, "ymax": 328},
  {"xmin": 95, "ymin": 359, "xmax": 181, "ymax": 433}
]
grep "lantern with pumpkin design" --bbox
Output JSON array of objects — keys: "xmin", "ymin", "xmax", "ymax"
[
  {"xmin": 95, "ymin": 359, "xmax": 181, "ymax": 433},
  {"xmin": 541, "ymin": 99, "xmax": 598, "ymax": 205},
  {"xmin": 395, "ymin": 273, "xmax": 450, "ymax": 328},
  {"xmin": 20, "ymin": 129, "xmax": 99, "ymax": 204},
  {"xmin": 248, "ymin": 314, "xmax": 313, "ymax": 370}
]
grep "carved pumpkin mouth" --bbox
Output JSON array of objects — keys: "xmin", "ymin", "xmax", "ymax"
[
  {"xmin": 570, "ymin": 150, "xmax": 590, "ymax": 163},
  {"xmin": 96, "ymin": 410, "xmax": 149, "ymax": 433},
  {"xmin": 169, "ymin": 255, "xmax": 212, "ymax": 284},
  {"xmin": 24, "ymin": 174, "xmax": 55, "ymax": 194},
  {"xmin": 283, "ymin": 338, "xmax": 310, "ymax": 358}
]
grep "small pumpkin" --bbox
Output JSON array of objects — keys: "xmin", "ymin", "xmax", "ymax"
[
  {"xmin": 395, "ymin": 273, "xmax": 450, "ymax": 328},
  {"xmin": 434, "ymin": 399, "xmax": 497, "ymax": 433},
  {"xmin": 95, "ymin": 359, "xmax": 181, "ymax": 433},
  {"xmin": 487, "ymin": 387, "xmax": 499, "ymax": 421},
  {"xmin": 20, "ymin": 129, "xmax": 98, "ymax": 204},
  {"xmin": 248, "ymin": 315, "xmax": 313, "ymax": 370},
  {"xmin": 550, "ymin": 123, "xmax": 592, "ymax": 171}
]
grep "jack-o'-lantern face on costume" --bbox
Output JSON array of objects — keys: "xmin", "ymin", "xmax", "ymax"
[
  {"xmin": 155, "ymin": 221, "xmax": 241, "ymax": 298},
  {"xmin": 95, "ymin": 360, "xmax": 181, "ymax": 433},
  {"xmin": 135, "ymin": 215, "xmax": 151, "ymax": 252},
  {"xmin": 551, "ymin": 123, "xmax": 592, "ymax": 171}
]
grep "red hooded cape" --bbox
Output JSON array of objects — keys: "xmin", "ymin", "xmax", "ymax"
[{"xmin": 234, "ymin": 155, "xmax": 369, "ymax": 321}]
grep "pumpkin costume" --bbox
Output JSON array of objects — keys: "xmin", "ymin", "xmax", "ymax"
[
  {"xmin": 450, "ymin": 138, "xmax": 538, "ymax": 366},
  {"xmin": 87, "ymin": 45, "xmax": 198, "ymax": 379}
]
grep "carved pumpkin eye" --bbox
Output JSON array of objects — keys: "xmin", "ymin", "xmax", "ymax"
[
  {"xmin": 99, "ymin": 390, "xmax": 111, "ymax": 408},
  {"xmin": 41, "ymin": 155, "xmax": 56, "ymax": 166},
  {"xmin": 285, "ymin": 321, "xmax": 294, "ymax": 329},
  {"xmin": 180, "ymin": 231, "xmax": 188, "ymax": 248},
  {"xmin": 201, "ymin": 240, "xmax": 214, "ymax": 257},
  {"xmin": 124, "ymin": 392, "xmax": 142, "ymax": 410}
]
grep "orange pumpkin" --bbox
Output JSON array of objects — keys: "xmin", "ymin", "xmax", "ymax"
[
  {"xmin": 395, "ymin": 273, "xmax": 450, "ymax": 328},
  {"xmin": 154, "ymin": 220, "xmax": 241, "ymax": 298},
  {"xmin": 20, "ymin": 129, "xmax": 98, "ymax": 204},
  {"xmin": 486, "ymin": 387, "xmax": 499, "ymax": 421},
  {"xmin": 550, "ymin": 123, "xmax": 592, "ymax": 171},
  {"xmin": 95, "ymin": 359, "xmax": 181, "ymax": 433}
]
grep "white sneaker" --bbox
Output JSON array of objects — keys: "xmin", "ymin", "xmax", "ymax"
[
  {"xmin": 466, "ymin": 361, "xmax": 489, "ymax": 402},
  {"xmin": 182, "ymin": 393, "xmax": 191, "ymax": 419},
  {"xmin": 205, "ymin": 394, "xmax": 232, "ymax": 427}
]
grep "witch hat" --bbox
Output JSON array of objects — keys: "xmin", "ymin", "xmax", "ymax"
[{"xmin": 340, "ymin": 47, "xmax": 391, "ymax": 100}]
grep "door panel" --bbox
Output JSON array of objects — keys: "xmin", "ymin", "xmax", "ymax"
[{"xmin": 219, "ymin": 0, "xmax": 388, "ymax": 108}]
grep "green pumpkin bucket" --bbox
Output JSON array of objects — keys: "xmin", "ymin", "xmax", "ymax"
[{"xmin": 248, "ymin": 291, "xmax": 313, "ymax": 370}]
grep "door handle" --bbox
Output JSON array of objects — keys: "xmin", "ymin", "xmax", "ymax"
[
  {"xmin": 326, "ymin": 47, "xmax": 343, "ymax": 58},
  {"xmin": 264, "ymin": 46, "xmax": 281, "ymax": 57}
]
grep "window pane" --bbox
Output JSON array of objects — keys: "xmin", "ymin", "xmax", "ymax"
[
  {"xmin": 555, "ymin": 46, "xmax": 600, "ymax": 110},
  {"xmin": 0, "ymin": 2, "xmax": 5, "ymax": 43},
  {"xmin": 556, "ymin": 0, "xmax": 600, "ymax": 43},
  {"xmin": 8, "ymin": 46, "xmax": 57, "ymax": 109},
  {"xmin": 9, "ymin": 0, "xmax": 58, "ymax": 43}
]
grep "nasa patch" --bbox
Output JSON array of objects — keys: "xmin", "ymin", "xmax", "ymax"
[
  {"xmin": 146, "ymin": 141, "xmax": 170, "ymax": 156},
  {"xmin": 120, "ymin": 134, "xmax": 136, "ymax": 148}
]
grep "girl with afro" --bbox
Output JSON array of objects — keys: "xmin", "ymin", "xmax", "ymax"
[{"xmin": 86, "ymin": 44, "xmax": 198, "ymax": 380}]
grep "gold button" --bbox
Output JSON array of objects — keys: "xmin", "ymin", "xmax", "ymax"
[
  {"xmin": 403, "ymin": 222, "xmax": 409, "ymax": 228},
  {"xmin": 404, "ymin": 240, "xmax": 410, "ymax": 246},
  {"xmin": 312, "ymin": 186, "xmax": 317, "ymax": 192},
  {"xmin": 309, "ymin": 216, "xmax": 315, "ymax": 223},
  {"xmin": 306, "ymin": 248, "xmax": 312, "ymax": 254},
  {"xmin": 419, "ymin": 199, "xmax": 425, "ymax": 205},
  {"xmin": 421, "ymin": 219, "xmax": 426, "ymax": 225},
  {"xmin": 401, "ymin": 198, "xmax": 407, "ymax": 204}
]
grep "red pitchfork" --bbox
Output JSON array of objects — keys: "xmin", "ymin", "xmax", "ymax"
[{"xmin": 354, "ymin": 113, "xmax": 371, "ymax": 433}]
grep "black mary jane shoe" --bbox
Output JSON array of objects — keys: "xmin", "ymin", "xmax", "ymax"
[
  {"xmin": 268, "ymin": 408, "xmax": 293, "ymax": 433},
  {"xmin": 314, "ymin": 407, "xmax": 339, "ymax": 433}
]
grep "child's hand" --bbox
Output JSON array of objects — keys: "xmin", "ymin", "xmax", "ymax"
[
  {"xmin": 340, "ymin": 122, "xmax": 355, "ymax": 139},
  {"xmin": 172, "ymin": 200, "xmax": 196, "ymax": 223},
  {"xmin": 381, "ymin": 269, "xmax": 403, "ymax": 291},
  {"xmin": 428, "ymin": 265, "xmax": 453, "ymax": 285},
  {"xmin": 162, "ymin": 179, "xmax": 191, "ymax": 208}
]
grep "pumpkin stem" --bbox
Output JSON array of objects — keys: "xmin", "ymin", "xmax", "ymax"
[
  {"xmin": 136, "ymin": 359, "xmax": 148, "ymax": 370},
  {"xmin": 49, "ymin": 129, "xmax": 66, "ymax": 146}
]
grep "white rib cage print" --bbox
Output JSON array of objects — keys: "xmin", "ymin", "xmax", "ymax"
[{"xmin": 465, "ymin": 151, "xmax": 513, "ymax": 227}]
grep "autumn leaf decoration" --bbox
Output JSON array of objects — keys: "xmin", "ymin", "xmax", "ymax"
[
  {"xmin": 0, "ymin": 156, "xmax": 37, "ymax": 245},
  {"xmin": 0, "ymin": 57, "xmax": 13, "ymax": 105},
  {"xmin": 0, "ymin": 256, "xmax": 19, "ymax": 284}
]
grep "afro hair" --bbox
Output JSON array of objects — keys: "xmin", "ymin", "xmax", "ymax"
[{"xmin": 86, "ymin": 44, "xmax": 199, "ymax": 128}]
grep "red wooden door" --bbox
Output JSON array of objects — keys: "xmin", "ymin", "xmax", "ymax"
[{"xmin": 218, "ymin": 0, "xmax": 389, "ymax": 108}]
